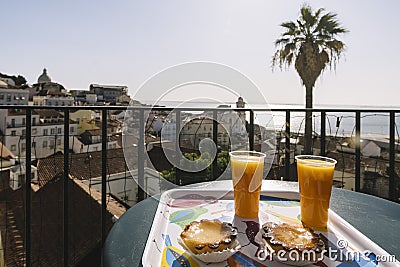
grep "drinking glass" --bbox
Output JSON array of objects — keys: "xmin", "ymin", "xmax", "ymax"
[
  {"xmin": 230, "ymin": 151, "xmax": 266, "ymax": 218},
  {"xmin": 295, "ymin": 155, "xmax": 337, "ymax": 229}
]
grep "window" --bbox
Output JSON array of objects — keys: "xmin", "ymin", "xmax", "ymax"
[
  {"xmin": 22, "ymin": 118, "xmax": 26, "ymax": 126},
  {"xmin": 43, "ymin": 129, "xmax": 48, "ymax": 135},
  {"xmin": 7, "ymin": 94, "xmax": 11, "ymax": 102},
  {"xmin": 58, "ymin": 128, "xmax": 62, "ymax": 134},
  {"xmin": 70, "ymin": 126, "xmax": 74, "ymax": 133},
  {"xmin": 22, "ymin": 129, "xmax": 26, "ymax": 136},
  {"xmin": 11, "ymin": 119, "xmax": 15, "ymax": 127},
  {"xmin": 51, "ymin": 128, "xmax": 55, "ymax": 135},
  {"xmin": 43, "ymin": 141, "xmax": 47, "ymax": 148},
  {"xmin": 0, "ymin": 94, "xmax": 4, "ymax": 100},
  {"xmin": 11, "ymin": 130, "xmax": 16, "ymax": 136},
  {"xmin": 32, "ymin": 118, "xmax": 36, "ymax": 125},
  {"xmin": 57, "ymin": 139, "xmax": 61, "ymax": 145},
  {"xmin": 11, "ymin": 145, "xmax": 16, "ymax": 151}
]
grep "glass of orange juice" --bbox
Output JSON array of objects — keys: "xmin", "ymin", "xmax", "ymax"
[
  {"xmin": 229, "ymin": 151, "xmax": 266, "ymax": 218},
  {"xmin": 295, "ymin": 155, "xmax": 337, "ymax": 230}
]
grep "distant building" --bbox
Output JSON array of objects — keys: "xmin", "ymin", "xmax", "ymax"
[
  {"xmin": 0, "ymin": 141, "xmax": 38, "ymax": 192},
  {"xmin": 0, "ymin": 109, "xmax": 78, "ymax": 159},
  {"xmin": 72, "ymin": 129, "xmax": 119, "ymax": 153},
  {"xmin": 335, "ymin": 137, "xmax": 400, "ymax": 158},
  {"xmin": 30, "ymin": 69, "xmax": 65, "ymax": 100},
  {"xmin": 0, "ymin": 80, "xmax": 29, "ymax": 105},
  {"xmin": 89, "ymin": 84, "xmax": 128, "ymax": 103},
  {"xmin": 180, "ymin": 118, "xmax": 231, "ymax": 150},
  {"xmin": 33, "ymin": 91, "xmax": 74, "ymax": 106},
  {"xmin": 179, "ymin": 97, "xmax": 248, "ymax": 150},
  {"xmin": 115, "ymin": 94, "xmax": 131, "ymax": 105},
  {"xmin": 85, "ymin": 93, "xmax": 98, "ymax": 104}
]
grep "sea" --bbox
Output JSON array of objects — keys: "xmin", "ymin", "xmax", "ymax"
[{"xmin": 143, "ymin": 100, "xmax": 400, "ymax": 139}]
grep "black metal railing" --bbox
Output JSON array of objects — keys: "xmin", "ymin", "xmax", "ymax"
[{"xmin": 0, "ymin": 105, "xmax": 399, "ymax": 266}]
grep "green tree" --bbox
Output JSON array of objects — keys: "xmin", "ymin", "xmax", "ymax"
[
  {"xmin": 14, "ymin": 75, "xmax": 27, "ymax": 86},
  {"xmin": 272, "ymin": 4, "xmax": 348, "ymax": 153},
  {"xmin": 161, "ymin": 151, "xmax": 230, "ymax": 185}
]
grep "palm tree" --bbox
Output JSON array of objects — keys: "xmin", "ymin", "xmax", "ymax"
[{"xmin": 272, "ymin": 4, "xmax": 348, "ymax": 154}]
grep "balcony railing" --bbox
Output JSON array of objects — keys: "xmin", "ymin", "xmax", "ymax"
[{"xmin": 0, "ymin": 105, "xmax": 399, "ymax": 266}]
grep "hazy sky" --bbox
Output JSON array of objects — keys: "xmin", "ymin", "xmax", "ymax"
[{"xmin": 2, "ymin": 1, "xmax": 399, "ymax": 106}]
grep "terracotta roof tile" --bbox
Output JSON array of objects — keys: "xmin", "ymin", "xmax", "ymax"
[{"xmin": 36, "ymin": 148, "xmax": 135, "ymax": 186}]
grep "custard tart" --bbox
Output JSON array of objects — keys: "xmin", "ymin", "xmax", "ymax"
[
  {"xmin": 180, "ymin": 219, "xmax": 238, "ymax": 254},
  {"xmin": 257, "ymin": 222, "xmax": 325, "ymax": 265}
]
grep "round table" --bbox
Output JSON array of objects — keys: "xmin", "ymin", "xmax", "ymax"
[{"xmin": 103, "ymin": 180, "xmax": 400, "ymax": 267}]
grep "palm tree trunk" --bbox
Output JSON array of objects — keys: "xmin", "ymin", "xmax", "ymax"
[{"xmin": 304, "ymin": 85, "xmax": 313, "ymax": 154}]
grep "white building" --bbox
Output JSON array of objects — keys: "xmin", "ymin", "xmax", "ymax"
[
  {"xmin": 9, "ymin": 163, "xmax": 38, "ymax": 190},
  {"xmin": 336, "ymin": 138, "xmax": 383, "ymax": 158},
  {"xmin": 0, "ymin": 109, "xmax": 78, "ymax": 159},
  {"xmin": 33, "ymin": 91, "xmax": 74, "ymax": 106},
  {"xmin": 160, "ymin": 117, "xmax": 177, "ymax": 141},
  {"xmin": 86, "ymin": 94, "xmax": 98, "ymax": 105},
  {"xmin": 83, "ymin": 167, "xmax": 162, "ymax": 206},
  {"xmin": 179, "ymin": 98, "xmax": 248, "ymax": 150},
  {"xmin": 72, "ymin": 129, "xmax": 119, "ymax": 153},
  {"xmin": 89, "ymin": 84, "xmax": 128, "ymax": 103},
  {"xmin": 0, "ymin": 81, "xmax": 29, "ymax": 105}
]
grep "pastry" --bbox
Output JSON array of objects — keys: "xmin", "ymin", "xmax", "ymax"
[
  {"xmin": 180, "ymin": 219, "xmax": 238, "ymax": 254},
  {"xmin": 257, "ymin": 222, "xmax": 325, "ymax": 265}
]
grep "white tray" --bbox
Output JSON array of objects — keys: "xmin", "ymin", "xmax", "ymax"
[{"xmin": 142, "ymin": 188, "xmax": 398, "ymax": 267}]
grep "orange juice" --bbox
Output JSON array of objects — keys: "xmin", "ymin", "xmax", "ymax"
[
  {"xmin": 230, "ymin": 151, "xmax": 265, "ymax": 218},
  {"xmin": 296, "ymin": 156, "xmax": 336, "ymax": 229}
]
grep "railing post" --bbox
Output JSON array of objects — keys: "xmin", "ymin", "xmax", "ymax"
[
  {"xmin": 138, "ymin": 109, "xmax": 145, "ymax": 201},
  {"xmin": 285, "ymin": 111, "xmax": 291, "ymax": 180},
  {"xmin": 63, "ymin": 109, "xmax": 70, "ymax": 267},
  {"xmin": 175, "ymin": 110, "xmax": 181, "ymax": 185},
  {"xmin": 355, "ymin": 111, "xmax": 361, "ymax": 192},
  {"xmin": 320, "ymin": 111, "xmax": 326, "ymax": 156},
  {"xmin": 25, "ymin": 109, "xmax": 32, "ymax": 266},
  {"xmin": 212, "ymin": 110, "xmax": 218, "ymax": 180},
  {"xmin": 101, "ymin": 109, "xmax": 108, "ymax": 247},
  {"xmin": 249, "ymin": 110, "xmax": 254, "ymax": 151},
  {"xmin": 389, "ymin": 111, "xmax": 396, "ymax": 201}
]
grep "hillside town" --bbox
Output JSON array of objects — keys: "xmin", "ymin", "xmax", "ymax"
[
  {"xmin": 0, "ymin": 69, "xmax": 276, "ymax": 265},
  {"xmin": 0, "ymin": 69, "xmax": 399, "ymax": 265},
  {"xmin": 1, "ymin": 68, "xmax": 399, "ymax": 200}
]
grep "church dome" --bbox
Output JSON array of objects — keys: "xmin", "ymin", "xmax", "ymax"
[{"xmin": 38, "ymin": 68, "xmax": 51, "ymax": 83}]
